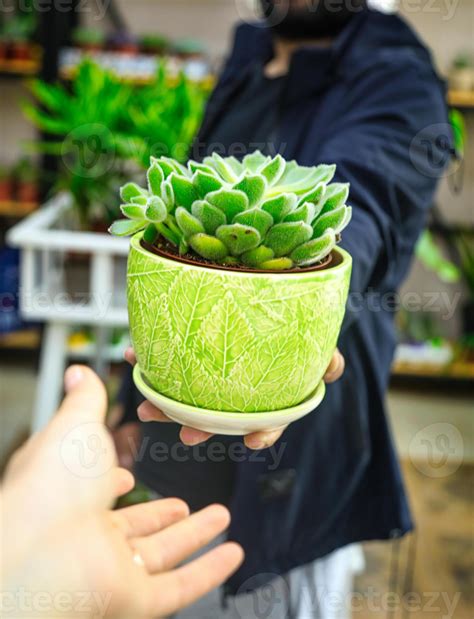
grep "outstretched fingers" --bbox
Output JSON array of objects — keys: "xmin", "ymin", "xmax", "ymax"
[
  {"xmin": 116, "ymin": 498, "xmax": 190, "ymax": 539},
  {"xmin": 143, "ymin": 542, "xmax": 244, "ymax": 617},
  {"xmin": 132, "ymin": 504, "xmax": 231, "ymax": 573}
]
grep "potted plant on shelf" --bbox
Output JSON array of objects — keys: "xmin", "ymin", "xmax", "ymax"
[
  {"xmin": 449, "ymin": 54, "xmax": 474, "ymax": 92},
  {"xmin": 172, "ymin": 38, "xmax": 206, "ymax": 61},
  {"xmin": 2, "ymin": 9, "xmax": 37, "ymax": 63},
  {"xmin": 0, "ymin": 165, "xmax": 13, "ymax": 202},
  {"xmin": 71, "ymin": 27, "xmax": 105, "ymax": 53},
  {"xmin": 140, "ymin": 34, "xmax": 169, "ymax": 56},
  {"xmin": 14, "ymin": 157, "xmax": 39, "ymax": 204},
  {"xmin": 110, "ymin": 151, "xmax": 352, "ymax": 434}
]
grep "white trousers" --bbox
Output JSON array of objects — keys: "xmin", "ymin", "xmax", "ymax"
[{"xmin": 173, "ymin": 543, "xmax": 364, "ymax": 619}]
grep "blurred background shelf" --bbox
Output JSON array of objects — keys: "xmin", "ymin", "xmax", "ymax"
[
  {"xmin": 0, "ymin": 200, "xmax": 38, "ymax": 218},
  {"xmin": 392, "ymin": 359, "xmax": 474, "ymax": 381},
  {"xmin": 0, "ymin": 58, "xmax": 40, "ymax": 76},
  {"xmin": 448, "ymin": 89, "xmax": 474, "ymax": 108},
  {"xmin": 0, "ymin": 328, "xmax": 40, "ymax": 350}
]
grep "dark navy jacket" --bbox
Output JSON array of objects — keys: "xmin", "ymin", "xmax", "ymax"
[{"xmin": 194, "ymin": 10, "xmax": 451, "ymax": 593}]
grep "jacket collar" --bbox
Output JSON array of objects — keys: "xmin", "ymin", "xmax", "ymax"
[{"xmin": 235, "ymin": 9, "xmax": 371, "ymax": 104}]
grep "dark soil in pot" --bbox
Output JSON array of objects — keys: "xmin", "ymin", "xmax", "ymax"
[{"xmin": 140, "ymin": 237, "xmax": 340, "ymax": 274}]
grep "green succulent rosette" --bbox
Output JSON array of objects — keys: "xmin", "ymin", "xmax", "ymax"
[{"xmin": 110, "ymin": 151, "xmax": 352, "ymax": 270}]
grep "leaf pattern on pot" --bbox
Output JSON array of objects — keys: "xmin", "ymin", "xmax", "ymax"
[{"xmin": 194, "ymin": 292, "xmax": 254, "ymax": 379}]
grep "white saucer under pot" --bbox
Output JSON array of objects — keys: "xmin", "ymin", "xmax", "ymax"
[{"xmin": 133, "ymin": 364, "xmax": 326, "ymax": 436}]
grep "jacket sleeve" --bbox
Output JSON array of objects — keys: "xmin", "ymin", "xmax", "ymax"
[{"xmin": 317, "ymin": 59, "xmax": 452, "ymax": 331}]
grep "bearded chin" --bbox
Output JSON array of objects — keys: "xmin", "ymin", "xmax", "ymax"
[{"xmin": 260, "ymin": 0, "xmax": 367, "ymax": 40}]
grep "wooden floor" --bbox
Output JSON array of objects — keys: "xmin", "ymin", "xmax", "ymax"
[{"xmin": 353, "ymin": 460, "xmax": 474, "ymax": 619}]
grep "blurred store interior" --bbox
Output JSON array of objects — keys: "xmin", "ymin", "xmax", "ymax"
[{"xmin": 0, "ymin": 1, "xmax": 472, "ymax": 617}]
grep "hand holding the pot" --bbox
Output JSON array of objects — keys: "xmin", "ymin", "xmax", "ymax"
[{"xmin": 125, "ymin": 347, "xmax": 345, "ymax": 450}]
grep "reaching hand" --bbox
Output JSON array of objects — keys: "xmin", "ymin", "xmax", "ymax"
[
  {"xmin": 1, "ymin": 365, "xmax": 243, "ymax": 619},
  {"xmin": 125, "ymin": 347, "xmax": 345, "ymax": 450}
]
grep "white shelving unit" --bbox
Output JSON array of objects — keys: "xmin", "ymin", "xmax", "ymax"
[{"xmin": 7, "ymin": 193, "xmax": 130, "ymax": 431}]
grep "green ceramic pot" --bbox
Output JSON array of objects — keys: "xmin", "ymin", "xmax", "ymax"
[{"xmin": 128, "ymin": 233, "xmax": 352, "ymax": 412}]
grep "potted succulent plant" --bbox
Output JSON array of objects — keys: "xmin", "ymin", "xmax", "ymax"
[{"xmin": 111, "ymin": 151, "xmax": 352, "ymax": 433}]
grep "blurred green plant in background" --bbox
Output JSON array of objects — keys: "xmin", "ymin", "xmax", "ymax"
[{"xmin": 22, "ymin": 60, "xmax": 209, "ymax": 227}]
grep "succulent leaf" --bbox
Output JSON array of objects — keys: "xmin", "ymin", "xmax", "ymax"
[
  {"xmin": 271, "ymin": 164, "xmax": 335, "ymax": 196},
  {"xmin": 216, "ymin": 224, "xmax": 261, "ymax": 256},
  {"xmin": 169, "ymin": 172, "xmax": 198, "ymax": 210},
  {"xmin": 312, "ymin": 205, "xmax": 348, "ymax": 239},
  {"xmin": 130, "ymin": 195, "xmax": 148, "ymax": 206},
  {"xmin": 291, "ymin": 228, "xmax": 336, "ymax": 266},
  {"xmin": 226, "ymin": 156, "xmax": 244, "ymax": 176},
  {"xmin": 120, "ymin": 182, "xmax": 146, "ymax": 203},
  {"xmin": 109, "ymin": 219, "xmax": 146, "ymax": 236},
  {"xmin": 233, "ymin": 208, "xmax": 273, "ymax": 237},
  {"xmin": 207, "ymin": 189, "xmax": 249, "ymax": 219},
  {"xmin": 261, "ymin": 193, "xmax": 298, "ymax": 222},
  {"xmin": 179, "ymin": 237, "xmax": 189, "ymax": 255},
  {"xmin": 204, "ymin": 153, "xmax": 238, "ymax": 183},
  {"xmin": 145, "ymin": 197, "xmax": 168, "ymax": 223},
  {"xmin": 241, "ymin": 245, "xmax": 275, "ymax": 268},
  {"xmin": 260, "ymin": 257, "xmax": 294, "ymax": 270},
  {"xmin": 189, "ymin": 233, "xmax": 229, "ymax": 261},
  {"xmin": 142, "ymin": 223, "xmax": 159, "ymax": 244},
  {"xmin": 243, "ymin": 151, "xmax": 270, "ymax": 173},
  {"xmin": 193, "ymin": 170, "xmax": 224, "ymax": 198},
  {"xmin": 265, "ymin": 221, "xmax": 313, "ymax": 257},
  {"xmin": 175, "ymin": 206, "xmax": 205, "ymax": 238},
  {"xmin": 161, "ymin": 178, "xmax": 175, "ymax": 212},
  {"xmin": 192, "ymin": 200, "xmax": 227, "ymax": 235},
  {"xmin": 164, "ymin": 157, "xmax": 189, "ymax": 176},
  {"xmin": 298, "ymin": 182, "xmax": 326, "ymax": 209},
  {"xmin": 319, "ymin": 183, "xmax": 350, "ymax": 215},
  {"xmin": 188, "ymin": 161, "xmax": 217, "ymax": 176},
  {"xmin": 151, "ymin": 157, "xmax": 175, "ymax": 178},
  {"xmin": 313, "ymin": 164, "xmax": 336, "ymax": 185},
  {"xmin": 221, "ymin": 256, "xmax": 240, "ymax": 266},
  {"xmin": 260, "ymin": 155, "xmax": 285, "ymax": 185},
  {"xmin": 283, "ymin": 202, "xmax": 316, "ymax": 224},
  {"xmin": 233, "ymin": 174, "xmax": 267, "ymax": 207},
  {"xmin": 121, "ymin": 204, "xmax": 145, "ymax": 220},
  {"xmin": 147, "ymin": 162, "xmax": 165, "ymax": 195},
  {"xmin": 156, "ymin": 222, "xmax": 180, "ymax": 246},
  {"xmin": 338, "ymin": 205, "xmax": 353, "ymax": 233}
]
